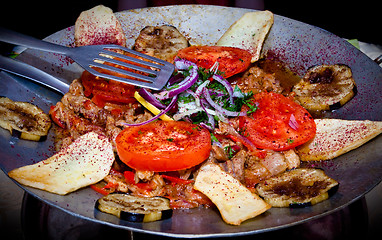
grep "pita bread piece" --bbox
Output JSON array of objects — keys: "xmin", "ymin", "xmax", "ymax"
[
  {"xmin": 75, "ymin": 5, "xmax": 126, "ymax": 47},
  {"xmin": 194, "ymin": 163, "xmax": 271, "ymax": 225},
  {"xmin": 216, "ymin": 10, "xmax": 274, "ymax": 62},
  {"xmin": 297, "ymin": 119, "xmax": 382, "ymax": 161},
  {"xmin": 8, "ymin": 132, "xmax": 114, "ymax": 195}
]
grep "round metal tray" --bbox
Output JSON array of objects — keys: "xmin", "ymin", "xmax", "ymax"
[{"xmin": 1, "ymin": 5, "xmax": 381, "ymax": 238}]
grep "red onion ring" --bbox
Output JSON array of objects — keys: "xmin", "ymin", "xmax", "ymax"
[
  {"xmin": 200, "ymin": 98, "xmax": 215, "ymax": 131},
  {"xmin": 212, "ymin": 74, "xmax": 234, "ymax": 105},
  {"xmin": 288, "ymin": 113, "xmax": 299, "ymax": 130},
  {"xmin": 203, "ymin": 88, "xmax": 246, "ymax": 117},
  {"xmin": 155, "ymin": 60, "xmax": 198, "ymax": 100},
  {"xmin": 138, "ymin": 88, "xmax": 166, "ymax": 109}
]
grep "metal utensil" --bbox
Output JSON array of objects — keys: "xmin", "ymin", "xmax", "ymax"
[
  {"xmin": 1, "ymin": 5, "xmax": 382, "ymax": 238},
  {"xmin": 374, "ymin": 54, "xmax": 382, "ymax": 65},
  {"xmin": 0, "ymin": 27, "xmax": 174, "ymax": 90},
  {"xmin": 0, "ymin": 55, "xmax": 69, "ymax": 94}
]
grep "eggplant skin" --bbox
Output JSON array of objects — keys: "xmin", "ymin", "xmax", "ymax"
[
  {"xmin": 119, "ymin": 208, "xmax": 173, "ymax": 222},
  {"xmin": 95, "ymin": 193, "xmax": 173, "ymax": 223},
  {"xmin": 0, "ymin": 97, "xmax": 51, "ymax": 141},
  {"xmin": 133, "ymin": 25, "xmax": 189, "ymax": 63},
  {"xmin": 292, "ymin": 64, "xmax": 356, "ymax": 112},
  {"xmin": 256, "ymin": 168, "xmax": 339, "ymax": 208}
]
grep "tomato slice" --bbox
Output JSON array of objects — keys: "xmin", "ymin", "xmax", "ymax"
[
  {"xmin": 176, "ymin": 46, "xmax": 252, "ymax": 78},
  {"xmin": 49, "ymin": 105, "xmax": 65, "ymax": 128},
  {"xmin": 90, "ymin": 181, "xmax": 118, "ymax": 195},
  {"xmin": 123, "ymin": 171, "xmax": 153, "ymax": 191},
  {"xmin": 115, "ymin": 121, "xmax": 211, "ymax": 172},
  {"xmin": 239, "ymin": 92, "xmax": 316, "ymax": 151},
  {"xmin": 80, "ymin": 70, "xmax": 138, "ymax": 107},
  {"xmin": 162, "ymin": 175, "xmax": 194, "ymax": 185}
]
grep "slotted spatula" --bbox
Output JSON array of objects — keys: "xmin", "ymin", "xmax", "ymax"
[{"xmin": 0, "ymin": 27, "xmax": 174, "ymax": 90}]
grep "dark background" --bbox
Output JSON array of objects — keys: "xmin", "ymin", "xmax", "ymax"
[{"xmin": 0, "ymin": 0, "xmax": 379, "ymax": 45}]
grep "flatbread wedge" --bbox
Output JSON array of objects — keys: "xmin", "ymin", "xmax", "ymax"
[
  {"xmin": 75, "ymin": 5, "xmax": 126, "ymax": 47},
  {"xmin": 216, "ymin": 10, "xmax": 274, "ymax": 62},
  {"xmin": 8, "ymin": 132, "xmax": 114, "ymax": 195},
  {"xmin": 296, "ymin": 119, "xmax": 382, "ymax": 161},
  {"xmin": 194, "ymin": 163, "xmax": 271, "ymax": 225}
]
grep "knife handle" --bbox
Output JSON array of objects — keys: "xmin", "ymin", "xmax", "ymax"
[
  {"xmin": 0, "ymin": 27, "xmax": 69, "ymax": 55},
  {"xmin": 0, "ymin": 55, "xmax": 69, "ymax": 94}
]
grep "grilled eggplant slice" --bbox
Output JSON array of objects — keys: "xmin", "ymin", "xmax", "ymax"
[
  {"xmin": 95, "ymin": 193, "xmax": 173, "ymax": 222},
  {"xmin": 292, "ymin": 64, "xmax": 356, "ymax": 111},
  {"xmin": 256, "ymin": 168, "xmax": 338, "ymax": 207},
  {"xmin": 133, "ymin": 25, "xmax": 189, "ymax": 62},
  {"xmin": 0, "ymin": 97, "xmax": 51, "ymax": 141}
]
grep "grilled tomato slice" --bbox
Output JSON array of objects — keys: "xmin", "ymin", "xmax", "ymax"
[
  {"xmin": 115, "ymin": 121, "xmax": 211, "ymax": 172},
  {"xmin": 176, "ymin": 46, "xmax": 252, "ymax": 78},
  {"xmin": 239, "ymin": 92, "xmax": 316, "ymax": 151}
]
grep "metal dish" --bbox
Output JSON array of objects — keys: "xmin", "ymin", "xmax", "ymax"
[{"xmin": 0, "ymin": 5, "xmax": 381, "ymax": 238}]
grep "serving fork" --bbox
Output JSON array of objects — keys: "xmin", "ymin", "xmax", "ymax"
[{"xmin": 0, "ymin": 27, "xmax": 174, "ymax": 90}]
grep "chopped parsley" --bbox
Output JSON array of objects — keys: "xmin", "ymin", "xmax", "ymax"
[
  {"xmin": 287, "ymin": 138, "xmax": 295, "ymax": 144},
  {"xmin": 210, "ymin": 133, "xmax": 219, "ymax": 143},
  {"xmin": 189, "ymin": 111, "xmax": 208, "ymax": 124},
  {"xmin": 224, "ymin": 145, "xmax": 235, "ymax": 159},
  {"xmin": 244, "ymin": 99, "xmax": 259, "ymax": 115},
  {"xmin": 178, "ymin": 94, "xmax": 195, "ymax": 104},
  {"xmin": 160, "ymin": 65, "xmax": 259, "ymax": 128}
]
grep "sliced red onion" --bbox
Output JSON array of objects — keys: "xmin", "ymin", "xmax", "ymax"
[
  {"xmin": 200, "ymin": 98, "xmax": 215, "ymax": 130},
  {"xmin": 135, "ymin": 58, "xmax": 248, "ymax": 128},
  {"xmin": 121, "ymin": 96, "xmax": 178, "ymax": 127},
  {"xmin": 238, "ymin": 135, "xmax": 257, "ymax": 153},
  {"xmin": 173, "ymin": 108, "xmax": 202, "ymax": 121},
  {"xmin": 185, "ymin": 89, "xmax": 197, "ymax": 99},
  {"xmin": 138, "ymin": 88, "xmax": 166, "ymax": 109},
  {"xmin": 209, "ymin": 61, "xmax": 219, "ymax": 74},
  {"xmin": 203, "ymin": 88, "xmax": 246, "ymax": 117},
  {"xmin": 200, "ymin": 122, "xmax": 214, "ymax": 131},
  {"xmin": 222, "ymin": 121, "xmax": 258, "ymax": 152},
  {"xmin": 155, "ymin": 63, "xmax": 198, "ymax": 100},
  {"xmin": 232, "ymin": 85, "xmax": 248, "ymax": 99},
  {"xmin": 211, "ymin": 134, "xmax": 223, "ymax": 148},
  {"xmin": 167, "ymin": 73, "xmax": 185, "ymax": 86},
  {"xmin": 174, "ymin": 58, "xmax": 197, "ymax": 70},
  {"xmin": 212, "ymin": 74, "xmax": 234, "ymax": 106},
  {"xmin": 194, "ymin": 80, "xmax": 210, "ymax": 106},
  {"xmin": 288, "ymin": 113, "xmax": 299, "ymax": 130}
]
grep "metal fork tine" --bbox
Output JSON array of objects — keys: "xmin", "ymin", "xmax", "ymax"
[
  {"xmin": 85, "ymin": 66, "xmax": 157, "ymax": 89},
  {"xmin": 101, "ymin": 45, "xmax": 169, "ymax": 63},
  {"xmin": 100, "ymin": 48, "xmax": 165, "ymax": 69},
  {"xmin": 87, "ymin": 68, "xmax": 159, "ymax": 89},
  {"xmin": 75, "ymin": 45, "xmax": 174, "ymax": 89},
  {"xmin": 89, "ymin": 62, "xmax": 155, "ymax": 83},
  {"xmin": 95, "ymin": 55, "xmax": 159, "ymax": 76}
]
